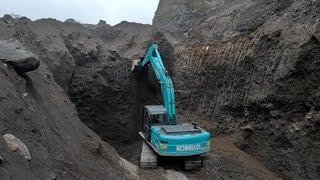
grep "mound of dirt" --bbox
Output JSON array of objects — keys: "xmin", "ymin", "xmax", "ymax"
[{"xmin": 0, "ymin": 43, "xmax": 130, "ymax": 179}]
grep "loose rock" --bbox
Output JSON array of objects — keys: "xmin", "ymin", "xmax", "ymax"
[
  {"xmin": 3, "ymin": 134, "xmax": 31, "ymax": 161},
  {"xmin": 240, "ymin": 124, "xmax": 254, "ymax": 132},
  {"xmin": 0, "ymin": 39, "xmax": 40, "ymax": 73}
]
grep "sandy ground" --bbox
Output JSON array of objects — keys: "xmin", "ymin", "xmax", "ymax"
[{"xmin": 118, "ymin": 135, "xmax": 280, "ymax": 180}]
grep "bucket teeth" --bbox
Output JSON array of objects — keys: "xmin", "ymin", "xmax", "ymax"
[{"xmin": 131, "ymin": 59, "xmax": 141, "ymax": 72}]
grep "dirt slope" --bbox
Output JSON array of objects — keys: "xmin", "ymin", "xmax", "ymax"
[
  {"xmin": 0, "ymin": 53, "xmax": 130, "ymax": 179},
  {"xmin": 0, "ymin": 16, "xmax": 161, "ymax": 179},
  {"xmin": 155, "ymin": 0, "xmax": 320, "ymax": 179}
]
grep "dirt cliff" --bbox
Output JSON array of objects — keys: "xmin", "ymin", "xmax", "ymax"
[{"xmin": 155, "ymin": 0, "xmax": 320, "ymax": 179}]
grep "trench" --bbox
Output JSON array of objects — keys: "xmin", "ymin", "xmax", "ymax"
[
  {"xmin": 66, "ymin": 36, "xmax": 176, "ymax": 167},
  {"xmin": 65, "ymin": 32, "xmax": 320, "ymax": 179}
]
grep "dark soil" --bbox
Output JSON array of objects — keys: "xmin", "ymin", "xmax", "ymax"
[
  {"xmin": 155, "ymin": 0, "xmax": 320, "ymax": 179},
  {"xmin": 0, "ymin": 60, "xmax": 129, "ymax": 179},
  {"xmin": 0, "ymin": 0, "xmax": 320, "ymax": 179}
]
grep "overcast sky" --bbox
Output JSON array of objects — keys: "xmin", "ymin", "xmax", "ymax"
[{"xmin": 0, "ymin": 0, "xmax": 159, "ymax": 25}]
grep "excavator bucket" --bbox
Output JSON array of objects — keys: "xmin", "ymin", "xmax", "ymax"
[{"xmin": 131, "ymin": 59, "xmax": 141, "ymax": 72}]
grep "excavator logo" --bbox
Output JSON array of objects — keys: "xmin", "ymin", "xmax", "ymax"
[{"xmin": 176, "ymin": 144, "xmax": 201, "ymax": 152}]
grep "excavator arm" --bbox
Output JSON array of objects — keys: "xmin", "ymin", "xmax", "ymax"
[
  {"xmin": 139, "ymin": 44, "xmax": 176, "ymax": 125},
  {"xmin": 136, "ymin": 44, "xmax": 211, "ymax": 169}
]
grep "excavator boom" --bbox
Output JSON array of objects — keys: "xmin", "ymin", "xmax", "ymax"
[
  {"xmin": 133, "ymin": 43, "xmax": 211, "ymax": 169},
  {"xmin": 140, "ymin": 44, "xmax": 176, "ymax": 124}
]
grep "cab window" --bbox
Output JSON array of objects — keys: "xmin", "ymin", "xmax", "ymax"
[{"xmin": 150, "ymin": 114, "xmax": 163, "ymax": 124}]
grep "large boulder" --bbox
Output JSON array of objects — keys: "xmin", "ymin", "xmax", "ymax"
[{"xmin": 0, "ymin": 39, "xmax": 40, "ymax": 73}]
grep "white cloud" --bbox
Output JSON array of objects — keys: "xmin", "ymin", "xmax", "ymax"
[{"xmin": 0, "ymin": 0, "xmax": 159, "ymax": 25}]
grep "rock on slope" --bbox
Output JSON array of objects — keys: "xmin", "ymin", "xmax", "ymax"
[
  {"xmin": 155, "ymin": 0, "xmax": 320, "ymax": 179},
  {"xmin": 0, "ymin": 39, "xmax": 40, "ymax": 73}
]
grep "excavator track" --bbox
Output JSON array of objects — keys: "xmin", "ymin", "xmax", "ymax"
[{"xmin": 184, "ymin": 156, "xmax": 203, "ymax": 170}]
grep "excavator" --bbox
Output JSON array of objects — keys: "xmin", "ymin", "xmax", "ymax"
[{"xmin": 132, "ymin": 44, "xmax": 211, "ymax": 169}]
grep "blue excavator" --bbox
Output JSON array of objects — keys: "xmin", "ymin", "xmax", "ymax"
[{"xmin": 132, "ymin": 44, "xmax": 211, "ymax": 169}]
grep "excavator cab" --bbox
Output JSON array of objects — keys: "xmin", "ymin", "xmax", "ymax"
[
  {"xmin": 140, "ymin": 104, "xmax": 210, "ymax": 169},
  {"xmin": 141, "ymin": 105, "xmax": 166, "ymax": 140}
]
